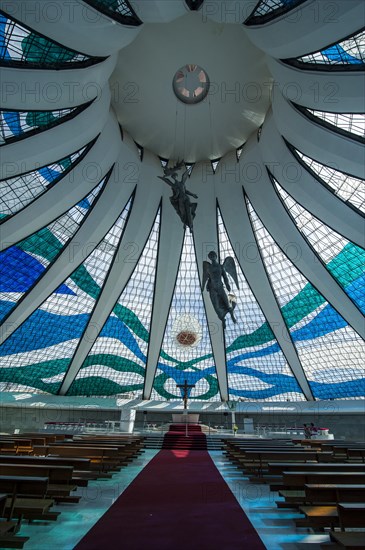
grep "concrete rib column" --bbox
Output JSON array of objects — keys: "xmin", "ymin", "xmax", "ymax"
[
  {"xmin": 0, "ymin": 158, "xmax": 139, "ymax": 346},
  {"xmin": 0, "ymin": 87, "xmax": 111, "ymax": 179},
  {"xmin": 259, "ymin": 112, "xmax": 365, "ymax": 249},
  {"xmin": 190, "ymin": 161, "xmax": 229, "ymax": 402},
  {"xmin": 0, "ymin": 113, "xmax": 121, "ymax": 250},
  {"xmin": 243, "ymin": 142, "xmax": 365, "ymax": 340},
  {"xmin": 272, "ymin": 90, "xmax": 365, "ymax": 180},
  {"xmin": 59, "ymin": 151, "xmax": 164, "ymax": 395},
  {"xmin": 215, "ymin": 148, "xmax": 314, "ymax": 401},
  {"xmin": 131, "ymin": 1, "xmax": 187, "ymax": 22},
  {"xmin": 0, "ymin": 55, "xmax": 117, "ymax": 110},
  {"xmin": 143, "ymin": 190, "xmax": 185, "ymax": 399},
  {"xmin": 267, "ymin": 57, "xmax": 365, "ymax": 112},
  {"xmin": 0, "ymin": 1, "xmax": 141, "ymax": 56},
  {"xmin": 244, "ymin": 0, "xmax": 364, "ymax": 58}
]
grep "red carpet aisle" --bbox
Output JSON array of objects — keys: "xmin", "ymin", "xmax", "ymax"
[
  {"xmin": 162, "ymin": 423, "xmax": 207, "ymax": 450},
  {"xmin": 75, "ymin": 428, "xmax": 266, "ymax": 550}
]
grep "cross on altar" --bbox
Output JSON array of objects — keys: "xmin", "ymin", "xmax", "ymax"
[{"xmin": 177, "ymin": 379, "xmax": 195, "ymax": 410}]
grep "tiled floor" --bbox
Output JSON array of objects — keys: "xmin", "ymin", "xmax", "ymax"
[{"xmin": 14, "ymin": 450, "xmax": 331, "ymax": 550}]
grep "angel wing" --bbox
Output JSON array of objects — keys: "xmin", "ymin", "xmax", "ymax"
[
  {"xmin": 181, "ymin": 168, "xmax": 189, "ymax": 185},
  {"xmin": 223, "ymin": 257, "xmax": 239, "ymax": 289},
  {"xmin": 202, "ymin": 261, "xmax": 212, "ymax": 291}
]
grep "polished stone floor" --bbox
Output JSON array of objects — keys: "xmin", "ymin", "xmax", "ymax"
[
  {"xmin": 209, "ymin": 451, "xmax": 330, "ymax": 550},
  {"xmin": 14, "ymin": 449, "xmax": 331, "ymax": 550}
]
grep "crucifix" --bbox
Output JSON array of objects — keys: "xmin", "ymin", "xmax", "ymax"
[{"xmin": 177, "ymin": 379, "xmax": 195, "ymax": 410}]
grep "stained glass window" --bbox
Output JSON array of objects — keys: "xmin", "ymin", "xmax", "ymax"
[
  {"xmin": 0, "ymin": 12, "xmax": 101, "ymax": 67},
  {"xmin": 69, "ymin": 210, "xmax": 160, "ymax": 397},
  {"xmin": 218, "ymin": 209, "xmax": 305, "ymax": 401},
  {"xmin": 0, "ymin": 103, "xmax": 90, "ymax": 146},
  {"xmin": 294, "ymin": 148, "xmax": 365, "ymax": 214},
  {"xmin": 0, "ymin": 143, "xmax": 92, "ymax": 221},
  {"xmin": 0, "ymin": 178, "xmax": 106, "ymax": 325},
  {"xmin": 245, "ymin": 0, "xmax": 306, "ymax": 25},
  {"xmin": 82, "ymin": 1, "xmax": 141, "ymax": 26},
  {"xmin": 151, "ymin": 229, "xmax": 220, "ymax": 402},
  {"xmin": 247, "ymin": 198, "xmax": 365, "ymax": 400},
  {"xmin": 274, "ymin": 180, "xmax": 365, "ymax": 313},
  {"xmin": 0, "ymin": 205, "xmax": 130, "ymax": 394},
  {"xmin": 298, "ymin": 107, "xmax": 365, "ymax": 141},
  {"xmin": 288, "ymin": 30, "xmax": 365, "ymax": 68}
]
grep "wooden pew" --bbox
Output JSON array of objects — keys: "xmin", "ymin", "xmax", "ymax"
[
  {"xmin": 0, "ymin": 464, "xmax": 78, "ymax": 503},
  {"xmin": 235, "ymin": 450, "xmax": 331, "ymax": 477},
  {"xmin": 33, "ymin": 445, "xmax": 121, "ymax": 472},
  {"xmin": 0, "ymin": 455, "xmax": 93, "ymax": 485},
  {"xmin": 268, "ymin": 462, "xmax": 365, "ymax": 475},
  {"xmin": 298, "ymin": 502, "xmax": 365, "ymax": 532},
  {"xmin": 305, "ymin": 484, "xmax": 365, "ymax": 504},
  {"xmin": 280, "ymin": 471, "xmax": 365, "ymax": 490},
  {"xmin": 0, "ymin": 475, "xmax": 59, "ymax": 523},
  {"xmin": 326, "ymin": 504, "xmax": 365, "ymax": 548},
  {"xmin": 268, "ymin": 462, "xmax": 365, "ymax": 496},
  {"xmin": 0, "ymin": 492, "xmax": 30, "ymax": 549}
]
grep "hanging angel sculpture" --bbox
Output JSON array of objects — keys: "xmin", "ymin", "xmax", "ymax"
[
  {"xmin": 158, "ymin": 161, "xmax": 198, "ymax": 232},
  {"xmin": 202, "ymin": 251, "xmax": 239, "ymax": 329}
]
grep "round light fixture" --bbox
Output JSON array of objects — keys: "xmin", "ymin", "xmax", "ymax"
[
  {"xmin": 171, "ymin": 314, "xmax": 202, "ymax": 349},
  {"xmin": 173, "ymin": 64, "xmax": 210, "ymax": 104}
]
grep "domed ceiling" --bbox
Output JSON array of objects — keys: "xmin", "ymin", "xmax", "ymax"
[{"xmin": 0, "ymin": 0, "xmax": 364, "ymax": 403}]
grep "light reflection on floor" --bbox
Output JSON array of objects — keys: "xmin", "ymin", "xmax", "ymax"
[
  {"xmin": 14, "ymin": 450, "xmax": 333, "ymax": 549},
  {"xmin": 16, "ymin": 449, "xmax": 159, "ymax": 550},
  {"xmin": 209, "ymin": 451, "xmax": 330, "ymax": 550}
]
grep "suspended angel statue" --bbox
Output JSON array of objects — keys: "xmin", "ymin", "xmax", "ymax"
[
  {"xmin": 202, "ymin": 251, "xmax": 239, "ymax": 329},
  {"xmin": 158, "ymin": 161, "xmax": 198, "ymax": 232}
]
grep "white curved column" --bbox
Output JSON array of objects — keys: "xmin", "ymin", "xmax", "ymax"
[
  {"xmin": 197, "ymin": 1, "xmax": 253, "ymax": 24},
  {"xmin": 272, "ymin": 90, "xmax": 365, "ymax": 180},
  {"xmin": 143, "ymin": 192, "xmax": 185, "ymax": 399},
  {"xmin": 59, "ymin": 151, "xmax": 164, "ymax": 395},
  {"xmin": 0, "ymin": 114, "xmax": 121, "ymax": 250},
  {"xmin": 244, "ymin": 0, "xmax": 364, "ymax": 58},
  {"xmin": 0, "ymin": 161, "xmax": 138, "ymax": 346},
  {"xmin": 267, "ymin": 57, "xmax": 365, "ymax": 113},
  {"xmin": 1, "ymin": 1, "xmax": 141, "ymax": 56},
  {"xmin": 243, "ymin": 152, "xmax": 365, "ymax": 340},
  {"xmin": 214, "ymin": 148, "xmax": 313, "ymax": 401},
  {"xmin": 131, "ymin": 0, "xmax": 187, "ymax": 22},
  {"xmin": 0, "ymin": 88, "xmax": 111, "ymax": 180},
  {"xmin": 191, "ymin": 161, "xmax": 229, "ymax": 402},
  {"xmin": 259, "ymin": 113, "xmax": 365, "ymax": 249},
  {"xmin": 0, "ymin": 54, "xmax": 116, "ymax": 110}
]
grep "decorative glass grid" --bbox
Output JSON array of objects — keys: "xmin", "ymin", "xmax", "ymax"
[
  {"xmin": 274, "ymin": 181, "xmax": 365, "ymax": 312},
  {"xmin": 82, "ymin": 1, "xmax": 142, "ymax": 25},
  {"xmin": 217, "ymin": 209, "xmax": 305, "ymax": 401},
  {"xmin": 295, "ymin": 150, "xmax": 365, "ymax": 213},
  {"xmin": 303, "ymin": 109, "xmax": 365, "ymax": 140},
  {"xmin": 68, "ymin": 210, "xmax": 160, "ymax": 397},
  {"xmin": 0, "ymin": 104, "xmax": 89, "ymax": 146},
  {"xmin": 0, "ymin": 12, "xmax": 98, "ymax": 67},
  {"xmin": 247, "ymin": 198, "xmax": 365, "ymax": 400},
  {"xmin": 245, "ymin": 0, "xmax": 305, "ymax": 25},
  {"xmin": 0, "ymin": 178, "xmax": 105, "ymax": 325},
  {"xmin": 0, "ymin": 144, "xmax": 90, "ymax": 221},
  {"xmin": 294, "ymin": 30, "xmax": 365, "ymax": 66},
  {"xmin": 0, "ymin": 205, "xmax": 130, "ymax": 394},
  {"xmin": 151, "ymin": 229, "xmax": 220, "ymax": 402}
]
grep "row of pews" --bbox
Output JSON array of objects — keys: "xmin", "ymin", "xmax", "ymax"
[
  {"xmin": 0, "ymin": 433, "xmax": 145, "ymax": 548},
  {"xmin": 224, "ymin": 437, "xmax": 365, "ymax": 549}
]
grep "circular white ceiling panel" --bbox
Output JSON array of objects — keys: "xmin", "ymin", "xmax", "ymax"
[{"xmin": 110, "ymin": 12, "xmax": 272, "ymax": 162}]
